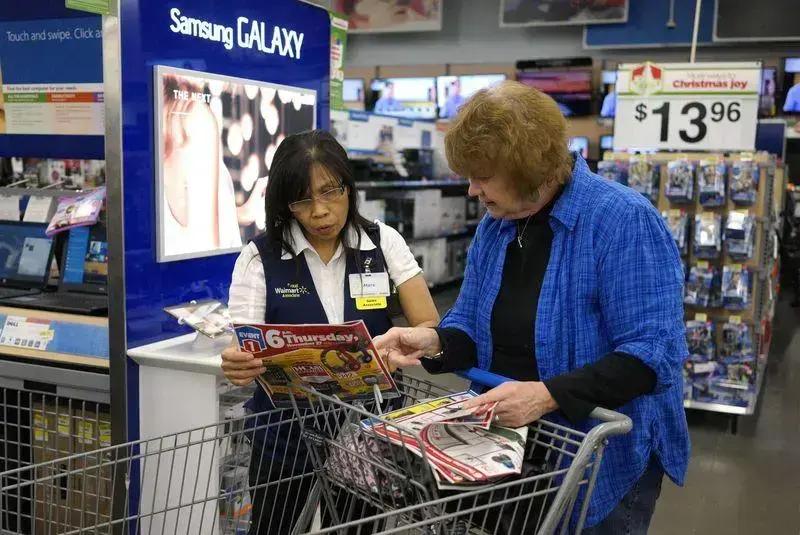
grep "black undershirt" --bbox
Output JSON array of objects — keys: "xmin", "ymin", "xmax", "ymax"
[{"xmin": 423, "ymin": 191, "xmax": 656, "ymax": 423}]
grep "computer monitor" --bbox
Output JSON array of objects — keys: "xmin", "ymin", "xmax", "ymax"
[
  {"xmin": 343, "ymin": 78, "xmax": 365, "ymax": 111},
  {"xmin": 516, "ymin": 69, "xmax": 593, "ymax": 117},
  {"xmin": 61, "ymin": 223, "xmax": 108, "ymax": 293},
  {"xmin": 760, "ymin": 68, "xmax": 777, "ymax": 117},
  {"xmin": 599, "ymin": 135, "xmax": 614, "ymax": 151},
  {"xmin": 568, "ymin": 137, "xmax": 589, "ymax": 159},
  {"xmin": 0, "ymin": 222, "xmax": 54, "ymax": 288},
  {"xmin": 370, "ymin": 77, "xmax": 437, "ymax": 120},
  {"xmin": 436, "ymin": 74, "xmax": 507, "ymax": 119},
  {"xmin": 781, "ymin": 58, "xmax": 800, "ymax": 114}
]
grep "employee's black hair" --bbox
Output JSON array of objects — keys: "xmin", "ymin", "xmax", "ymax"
[{"xmin": 264, "ymin": 129, "xmax": 372, "ymax": 258}]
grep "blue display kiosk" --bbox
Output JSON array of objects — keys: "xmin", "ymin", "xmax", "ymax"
[{"xmin": 100, "ymin": 0, "xmax": 332, "ymax": 530}]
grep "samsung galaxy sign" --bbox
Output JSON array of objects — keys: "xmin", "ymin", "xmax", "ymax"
[{"xmin": 168, "ymin": 7, "xmax": 305, "ymax": 59}]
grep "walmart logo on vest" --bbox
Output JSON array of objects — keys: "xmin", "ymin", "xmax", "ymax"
[
  {"xmin": 237, "ymin": 325, "xmax": 266, "ymax": 353},
  {"xmin": 274, "ymin": 283, "xmax": 309, "ymax": 299}
]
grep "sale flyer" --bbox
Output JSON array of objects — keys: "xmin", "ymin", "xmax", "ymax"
[{"xmin": 234, "ymin": 320, "xmax": 398, "ymax": 405}]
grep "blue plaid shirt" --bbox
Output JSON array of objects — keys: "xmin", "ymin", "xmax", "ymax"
[{"xmin": 440, "ymin": 156, "xmax": 690, "ymax": 527}]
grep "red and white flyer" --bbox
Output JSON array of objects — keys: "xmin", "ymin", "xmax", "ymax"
[{"xmin": 234, "ymin": 320, "xmax": 398, "ymax": 405}]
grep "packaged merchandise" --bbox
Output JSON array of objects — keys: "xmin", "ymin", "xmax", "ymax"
[
  {"xmin": 724, "ymin": 211, "xmax": 755, "ymax": 260},
  {"xmin": 730, "ymin": 159, "xmax": 758, "ymax": 206},
  {"xmin": 685, "ymin": 320, "xmax": 715, "ymax": 361},
  {"xmin": 693, "ymin": 213, "xmax": 722, "ymax": 259},
  {"xmin": 83, "ymin": 160, "xmax": 106, "ymax": 188},
  {"xmin": 63, "ymin": 159, "xmax": 85, "ymax": 189},
  {"xmin": 722, "ymin": 264, "xmax": 750, "ymax": 310},
  {"xmin": 692, "ymin": 379, "xmax": 750, "ymax": 407},
  {"xmin": 662, "ymin": 210, "xmax": 689, "ymax": 255},
  {"xmin": 23, "ymin": 159, "xmax": 43, "ymax": 186},
  {"xmin": 697, "ymin": 159, "xmax": 726, "ymax": 207},
  {"xmin": 597, "ymin": 160, "xmax": 628, "ymax": 185},
  {"xmin": 684, "ymin": 263, "xmax": 721, "ymax": 308},
  {"xmin": 46, "ymin": 187, "xmax": 106, "ymax": 236},
  {"xmin": 665, "ymin": 159, "xmax": 694, "ymax": 204},
  {"xmin": 719, "ymin": 320, "xmax": 755, "ymax": 364},
  {"xmin": 627, "ymin": 157, "xmax": 659, "ymax": 202},
  {"xmin": 40, "ymin": 159, "xmax": 66, "ymax": 187}
]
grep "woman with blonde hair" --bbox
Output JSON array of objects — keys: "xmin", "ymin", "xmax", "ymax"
[{"xmin": 376, "ymin": 81, "xmax": 689, "ymax": 534}]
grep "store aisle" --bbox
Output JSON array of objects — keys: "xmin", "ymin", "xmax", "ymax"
[
  {"xmin": 410, "ymin": 280, "xmax": 800, "ymax": 534},
  {"xmin": 651, "ymin": 286, "xmax": 800, "ymax": 535}
]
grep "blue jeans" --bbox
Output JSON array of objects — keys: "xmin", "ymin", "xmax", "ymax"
[{"xmin": 582, "ymin": 455, "xmax": 664, "ymax": 535}]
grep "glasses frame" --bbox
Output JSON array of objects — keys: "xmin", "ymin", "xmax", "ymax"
[{"xmin": 288, "ymin": 185, "xmax": 347, "ymax": 213}]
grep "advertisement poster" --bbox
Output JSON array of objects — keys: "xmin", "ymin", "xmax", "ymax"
[
  {"xmin": 0, "ymin": 17, "xmax": 103, "ymax": 135},
  {"xmin": 500, "ymin": 0, "xmax": 628, "ymax": 27},
  {"xmin": 154, "ymin": 66, "xmax": 317, "ymax": 262},
  {"xmin": 614, "ymin": 62, "xmax": 759, "ymax": 152},
  {"xmin": 333, "ymin": 0, "xmax": 442, "ymax": 34},
  {"xmin": 329, "ymin": 12, "xmax": 349, "ymax": 112},
  {"xmin": 234, "ymin": 320, "xmax": 398, "ymax": 405}
]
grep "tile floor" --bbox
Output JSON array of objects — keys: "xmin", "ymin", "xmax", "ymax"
[{"xmin": 408, "ymin": 276, "xmax": 800, "ymax": 534}]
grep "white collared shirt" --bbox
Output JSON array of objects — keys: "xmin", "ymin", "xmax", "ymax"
[{"xmin": 228, "ymin": 220, "xmax": 422, "ymax": 324}]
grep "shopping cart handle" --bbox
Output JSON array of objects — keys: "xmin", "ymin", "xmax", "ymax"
[{"xmin": 457, "ymin": 368, "xmax": 511, "ymax": 388}]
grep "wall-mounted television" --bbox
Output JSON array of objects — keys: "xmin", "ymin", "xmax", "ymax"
[
  {"xmin": 436, "ymin": 74, "xmax": 507, "ymax": 119},
  {"xmin": 516, "ymin": 69, "xmax": 593, "ymax": 117},
  {"xmin": 568, "ymin": 136, "xmax": 589, "ymax": 159},
  {"xmin": 782, "ymin": 58, "xmax": 800, "ymax": 114},
  {"xmin": 600, "ymin": 69, "xmax": 617, "ymax": 118},
  {"xmin": 369, "ymin": 77, "xmax": 437, "ymax": 120},
  {"xmin": 154, "ymin": 65, "xmax": 317, "ymax": 262},
  {"xmin": 343, "ymin": 78, "xmax": 365, "ymax": 111}
]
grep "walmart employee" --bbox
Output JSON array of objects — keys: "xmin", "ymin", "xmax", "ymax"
[{"xmin": 222, "ymin": 130, "xmax": 439, "ymax": 534}]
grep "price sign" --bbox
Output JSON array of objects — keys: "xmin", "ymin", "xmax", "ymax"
[
  {"xmin": 0, "ymin": 316, "xmax": 54, "ymax": 351},
  {"xmin": 614, "ymin": 62, "xmax": 760, "ymax": 152}
]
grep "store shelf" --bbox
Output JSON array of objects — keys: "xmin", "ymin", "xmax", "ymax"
[
  {"xmin": 683, "ymin": 361, "xmax": 766, "ymax": 417},
  {"xmin": 357, "ymin": 179, "xmax": 469, "ymax": 189},
  {"xmin": 409, "ymin": 225, "xmax": 477, "ymax": 242}
]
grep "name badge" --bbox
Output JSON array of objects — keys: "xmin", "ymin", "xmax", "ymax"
[
  {"xmin": 349, "ymin": 272, "xmax": 391, "ymax": 299},
  {"xmin": 356, "ymin": 296, "xmax": 388, "ymax": 310}
]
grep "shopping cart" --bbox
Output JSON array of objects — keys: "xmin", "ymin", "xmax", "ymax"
[{"xmin": 0, "ymin": 369, "xmax": 631, "ymax": 534}]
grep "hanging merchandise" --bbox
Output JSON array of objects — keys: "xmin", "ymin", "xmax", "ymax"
[
  {"xmin": 730, "ymin": 158, "xmax": 758, "ymax": 206},
  {"xmin": 685, "ymin": 319, "xmax": 716, "ymax": 362},
  {"xmin": 725, "ymin": 211, "xmax": 756, "ymax": 260},
  {"xmin": 693, "ymin": 213, "xmax": 722, "ymax": 259},
  {"xmin": 684, "ymin": 263, "xmax": 721, "ymax": 308},
  {"xmin": 722, "ymin": 264, "xmax": 751, "ymax": 310},
  {"xmin": 665, "ymin": 159, "xmax": 695, "ymax": 204},
  {"xmin": 719, "ymin": 320, "xmax": 755, "ymax": 364},
  {"xmin": 662, "ymin": 210, "xmax": 689, "ymax": 255},
  {"xmin": 597, "ymin": 160, "xmax": 628, "ymax": 185},
  {"xmin": 697, "ymin": 159, "xmax": 727, "ymax": 207},
  {"xmin": 627, "ymin": 156, "xmax": 659, "ymax": 202}
]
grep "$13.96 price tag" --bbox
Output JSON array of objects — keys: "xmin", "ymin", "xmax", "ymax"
[{"xmin": 614, "ymin": 62, "xmax": 760, "ymax": 152}]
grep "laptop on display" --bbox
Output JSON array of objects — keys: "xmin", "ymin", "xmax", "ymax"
[
  {"xmin": 0, "ymin": 221, "xmax": 55, "ymax": 299},
  {"xmin": 2, "ymin": 224, "xmax": 108, "ymax": 315}
]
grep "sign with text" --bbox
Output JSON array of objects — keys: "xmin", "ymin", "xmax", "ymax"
[
  {"xmin": 0, "ymin": 17, "xmax": 104, "ymax": 136},
  {"xmin": 614, "ymin": 62, "xmax": 760, "ymax": 152}
]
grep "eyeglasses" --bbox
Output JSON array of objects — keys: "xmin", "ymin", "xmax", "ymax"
[{"xmin": 288, "ymin": 186, "xmax": 346, "ymax": 213}]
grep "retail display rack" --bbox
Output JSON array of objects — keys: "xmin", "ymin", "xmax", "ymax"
[{"xmin": 600, "ymin": 150, "xmax": 786, "ymax": 429}]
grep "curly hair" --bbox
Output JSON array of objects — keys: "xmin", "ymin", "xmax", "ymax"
[{"xmin": 445, "ymin": 81, "xmax": 573, "ymax": 199}]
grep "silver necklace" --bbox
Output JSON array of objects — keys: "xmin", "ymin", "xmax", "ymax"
[{"xmin": 516, "ymin": 215, "xmax": 533, "ymax": 248}]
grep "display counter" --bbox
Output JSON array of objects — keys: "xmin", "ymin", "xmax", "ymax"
[{"xmin": 127, "ymin": 333, "xmax": 230, "ymax": 440}]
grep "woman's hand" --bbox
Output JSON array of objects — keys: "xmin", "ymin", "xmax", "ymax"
[
  {"xmin": 221, "ymin": 344, "xmax": 266, "ymax": 386},
  {"xmin": 461, "ymin": 381, "xmax": 558, "ymax": 428},
  {"xmin": 373, "ymin": 327, "xmax": 441, "ymax": 372}
]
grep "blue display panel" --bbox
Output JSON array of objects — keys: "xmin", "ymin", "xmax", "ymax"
[
  {"xmin": 121, "ymin": 0, "xmax": 330, "ymax": 349},
  {"xmin": 0, "ymin": 1, "xmax": 104, "ymax": 158},
  {"xmin": 584, "ymin": 0, "xmax": 714, "ymax": 48}
]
